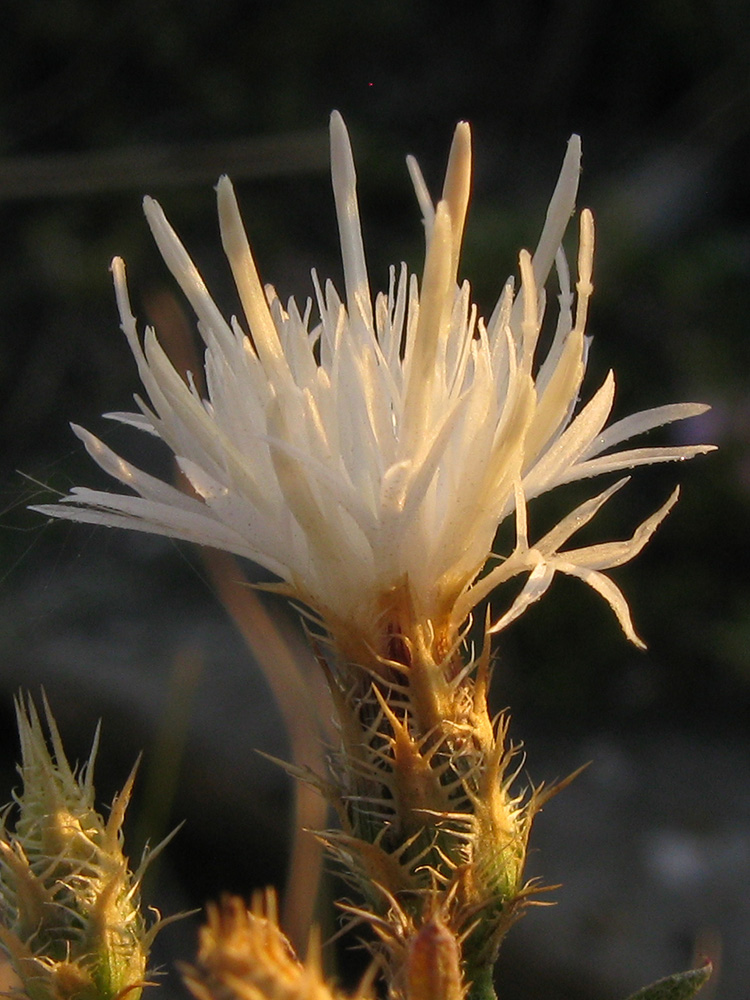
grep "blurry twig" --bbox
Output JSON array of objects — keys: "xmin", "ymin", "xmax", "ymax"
[
  {"xmin": 200, "ymin": 547, "xmax": 330, "ymax": 953},
  {"xmin": 0, "ymin": 130, "xmax": 328, "ymax": 200}
]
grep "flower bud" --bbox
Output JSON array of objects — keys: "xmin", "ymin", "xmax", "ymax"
[
  {"xmin": 0, "ymin": 695, "xmax": 169, "ymax": 1000},
  {"xmin": 404, "ymin": 913, "xmax": 463, "ymax": 1000}
]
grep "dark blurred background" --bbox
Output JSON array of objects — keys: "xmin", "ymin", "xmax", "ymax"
[{"xmin": 1, "ymin": 2, "xmax": 749, "ymax": 998}]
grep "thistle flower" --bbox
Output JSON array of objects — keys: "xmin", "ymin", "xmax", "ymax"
[
  {"xmin": 31, "ymin": 115, "xmax": 714, "ymax": 999},
  {"xmin": 34, "ymin": 113, "xmax": 712, "ymax": 666},
  {"xmin": 0, "ymin": 696, "xmax": 171, "ymax": 1000}
]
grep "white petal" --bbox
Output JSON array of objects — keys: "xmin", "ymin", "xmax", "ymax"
[
  {"xmin": 143, "ymin": 197, "xmax": 236, "ymax": 353},
  {"xmin": 104, "ymin": 411, "xmax": 160, "ymax": 435},
  {"xmin": 406, "ymin": 154, "xmax": 435, "ymax": 243},
  {"xmin": 400, "ymin": 201, "xmax": 454, "ymax": 453},
  {"xmin": 522, "ymin": 370, "xmax": 616, "ymax": 500},
  {"xmin": 558, "ymin": 443, "xmax": 716, "ymax": 485},
  {"xmin": 440, "ymin": 121, "xmax": 472, "ymax": 279},
  {"xmin": 329, "ymin": 111, "xmax": 373, "ymax": 329},
  {"xmin": 535, "ymin": 477, "xmax": 630, "ymax": 554},
  {"xmin": 556, "ymin": 486, "xmax": 680, "ymax": 570},
  {"xmin": 531, "ymin": 134, "xmax": 582, "ymax": 287},
  {"xmin": 70, "ymin": 424, "xmax": 199, "ymax": 511},
  {"xmin": 216, "ymin": 175, "xmax": 288, "ymax": 380},
  {"xmin": 556, "ymin": 561, "xmax": 645, "ymax": 649},
  {"xmin": 33, "ymin": 491, "xmax": 274, "ymax": 566},
  {"xmin": 489, "ymin": 560, "xmax": 555, "ymax": 634},
  {"xmin": 580, "ymin": 402, "xmax": 712, "ymax": 459}
]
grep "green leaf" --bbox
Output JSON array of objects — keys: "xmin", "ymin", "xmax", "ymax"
[{"xmin": 624, "ymin": 963, "xmax": 712, "ymax": 1000}]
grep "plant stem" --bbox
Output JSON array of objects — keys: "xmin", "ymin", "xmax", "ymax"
[{"xmin": 467, "ymin": 966, "xmax": 497, "ymax": 1000}]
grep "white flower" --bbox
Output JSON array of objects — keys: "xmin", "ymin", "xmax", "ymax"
[{"xmin": 34, "ymin": 113, "xmax": 712, "ymax": 657}]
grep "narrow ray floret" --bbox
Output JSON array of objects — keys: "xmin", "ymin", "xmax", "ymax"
[{"xmin": 34, "ymin": 112, "xmax": 713, "ymax": 660}]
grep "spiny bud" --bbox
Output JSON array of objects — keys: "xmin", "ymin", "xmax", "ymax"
[
  {"xmin": 183, "ymin": 892, "xmax": 374, "ymax": 1000},
  {"xmin": 404, "ymin": 913, "xmax": 463, "ymax": 1000},
  {"xmin": 0, "ymin": 694, "xmax": 172, "ymax": 1000}
]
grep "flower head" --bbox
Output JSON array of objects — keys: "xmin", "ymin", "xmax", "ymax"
[{"xmin": 35, "ymin": 113, "xmax": 712, "ymax": 660}]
